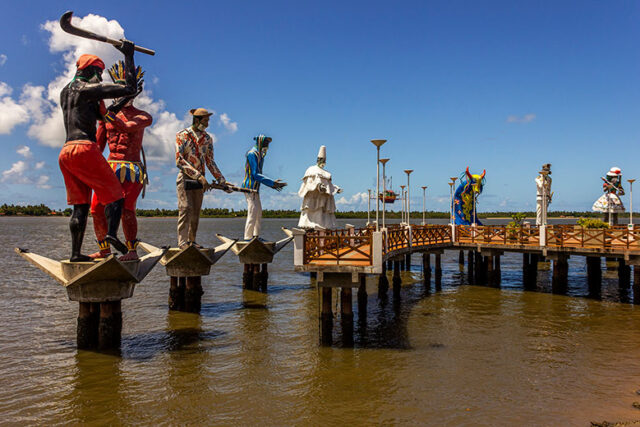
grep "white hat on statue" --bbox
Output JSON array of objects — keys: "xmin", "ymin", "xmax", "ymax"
[
  {"xmin": 607, "ymin": 166, "xmax": 622, "ymax": 177},
  {"xmin": 317, "ymin": 145, "xmax": 326, "ymax": 159}
]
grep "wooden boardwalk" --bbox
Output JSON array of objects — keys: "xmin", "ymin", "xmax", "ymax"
[{"xmin": 295, "ymin": 224, "xmax": 640, "ymax": 272}]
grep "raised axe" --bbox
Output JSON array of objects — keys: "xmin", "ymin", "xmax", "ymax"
[{"xmin": 60, "ymin": 11, "xmax": 155, "ymax": 56}]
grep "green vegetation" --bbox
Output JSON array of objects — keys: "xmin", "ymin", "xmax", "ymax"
[
  {"xmin": 506, "ymin": 212, "xmax": 527, "ymax": 239},
  {"xmin": 0, "ymin": 203, "xmax": 637, "ymax": 220},
  {"xmin": 576, "ymin": 218, "xmax": 610, "ymax": 229}
]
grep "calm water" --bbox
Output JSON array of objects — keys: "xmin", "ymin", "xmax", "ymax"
[{"xmin": 2, "ymin": 217, "xmax": 640, "ymax": 426}]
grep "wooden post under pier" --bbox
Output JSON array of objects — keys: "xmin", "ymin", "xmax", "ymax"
[
  {"xmin": 378, "ymin": 263, "xmax": 389, "ymax": 298},
  {"xmin": 320, "ymin": 287, "xmax": 333, "ymax": 346},
  {"xmin": 468, "ymin": 250, "xmax": 474, "ymax": 284},
  {"xmin": 434, "ymin": 253, "xmax": 442, "ymax": 290},
  {"xmin": 358, "ymin": 274, "xmax": 367, "ymax": 323},
  {"xmin": 393, "ymin": 260, "xmax": 402, "ymax": 296},
  {"xmin": 619, "ymin": 259, "xmax": 631, "ymax": 289},
  {"xmin": 552, "ymin": 255, "xmax": 569, "ymax": 294},
  {"xmin": 634, "ymin": 265, "xmax": 640, "ymax": 304},
  {"xmin": 340, "ymin": 287, "xmax": 354, "ymax": 346},
  {"xmin": 459, "ymin": 250, "xmax": 465, "ymax": 271},
  {"xmin": 422, "ymin": 253, "xmax": 431, "ymax": 293}
]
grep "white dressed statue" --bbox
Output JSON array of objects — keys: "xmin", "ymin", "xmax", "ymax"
[
  {"xmin": 535, "ymin": 163, "xmax": 552, "ymax": 226},
  {"xmin": 298, "ymin": 145, "xmax": 342, "ymax": 230}
]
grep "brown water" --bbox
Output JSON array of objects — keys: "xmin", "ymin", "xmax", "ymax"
[{"xmin": 2, "ymin": 217, "xmax": 640, "ymax": 426}]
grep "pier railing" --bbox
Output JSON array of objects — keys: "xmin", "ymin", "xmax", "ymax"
[
  {"xmin": 303, "ymin": 227, "xmax": 374, "ymax": 266},
  {"xmin": 297, "ymin": 223, "xmax": 640, "ymax": 271}
]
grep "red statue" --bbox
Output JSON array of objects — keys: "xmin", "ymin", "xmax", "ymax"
[{"xmin": 89, "ymin": 61, "xmax": 151, "ymax": 261}]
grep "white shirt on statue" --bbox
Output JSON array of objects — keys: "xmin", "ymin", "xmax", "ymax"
[{"xmin": 298, "ymin": 165, "xmax": 340, "ymax": 230}]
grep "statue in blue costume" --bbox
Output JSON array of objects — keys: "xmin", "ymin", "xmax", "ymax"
[
  {"xmin": 241, "ymin": 134, "xmax": 287, "ymax": 240},
  {"xmin": 453, "ymin": 167, "xmax": 486, "ymax": 225}
]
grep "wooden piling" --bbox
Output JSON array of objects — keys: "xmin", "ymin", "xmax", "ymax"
[
  {"xmin": 552, "ymin": 256, "xmax": 569, "ymax": 294},
  {"xmin": 434, "ymin": 253, "xmax": 442, "ymax": 290},
  {"xmin": 619, "ymin": 259, "xmax": 631, "ymax": 289},
  {"xmin": 475, "ymin": 252, "xmax": 484, "ymax": 285},
  {"xmin": 393, "ymin": 260, "xmax": 402, "ymax": 296},
  {"xmin": 468, "ymin": 250, "xmax": 474, "ymax": 283},
  {"xmin": 633, "ymin": 265, "xmax": 640, "ymax": 305},
  {"xmin": 98, "ymin": 300, "xmax": 122, "ymax": 350},
  {"xmin": 495, "ymin": 255, "xmax": 501, "ymax": 285},
  {"xmin": 77, "ymin": 302, "xmax": 99, "ymax": 350},
  {"xmin": 405, "ymin": 252, "xmax": 411, "ymax": 271},
  {"xmin": 259, "ymin": 263, "xmax": 269, "ymax": 292},
  {"xmin": 242, "ymin": 264, "xmax": 252, "ymax": 289},
  {"xmin": 169, "ymin": 276, "xmax": 186, "ymax": 311},
  {"xmin": 459, "ymin": 250, "xmax": 465, "ymax": 270},
  {"xmin": 320, "ymin": 287, "xmax": 333, "ymax": 345},
  {"xmin": 487, "ymin": 255, "xmax": 495, "ymax": 286},
  {"xmin": 184, "ymin": 276, "xmax": 203, "ymax": 313},
  {"xmin": 378, "ymin": 263, "xmax": 389, "ymax": 298},
  {"xmin": 340, "ymin": 287, "xmax": 354, "ymax": 346},
  {"xmin": 357, "ymin": 274, "xmax": 367, "ymax": 322},
  {"xmin": 586, "ymin": 256, "xmax": 601, "ymax": 295},
  {"xmin": 422, "ymin": 252, "xmax": 431, "ymax": 293}
]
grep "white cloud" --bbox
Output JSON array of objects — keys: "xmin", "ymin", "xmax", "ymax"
[
  {"xmin": 336, "ymin": 191, "xmax": 369, "ymax": 211},
  {"xmin": 1, "ymin": 160, "xmax": 29, "ymax": 183},
  {"xmin": 16, "ymin": 145, "xmax": 32, "ymax": 158},
  {"xmin": 35, "ymin": 161, "xmax": 45, "ymax": 169},
  {"xmin": 36, "ymin": 175, "xmax": 52, "ymax": 189},
  {"xmin": 0, "ymin": 13, "xmax": 217, "ymax": 159},
  {"xmin": 0, "ymin": 54, "xmax": 6, "ymax": 67},
  {"xmin": 506, "ymin": 113, "xmax": 536, "ymax": 123},
  {"xmin": 219, "ymin": 113, "xmax": 238, "ymax": 133}
]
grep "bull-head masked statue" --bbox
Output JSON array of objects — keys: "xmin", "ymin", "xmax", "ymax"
[{"xmin": 453, "ymin": 167, "xmax": 486, "ymax": 225}]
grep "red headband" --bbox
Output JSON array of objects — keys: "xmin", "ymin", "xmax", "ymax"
[{"xmin": 76, "ymin": 54, "xmax": 105, "ymax": 70}]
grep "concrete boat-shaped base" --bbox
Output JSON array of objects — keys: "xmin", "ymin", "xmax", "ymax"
[
  {"xmin": 217, "ymin": 228, "xmax": 293, "ymax": 264},
  {"xmin": 15, "ymin": 247, "xmax": 166, "ymax": 302},
  {"xmin": 138, "ymin": 240, "xmax": 236, "ymax": 277}
]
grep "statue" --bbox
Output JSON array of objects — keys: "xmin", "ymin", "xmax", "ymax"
[
  {"xmin": 592, "ymin": 166, "xmax": 625, "ymax": 225},
  {"xmin": 58, "ymin": 41, "xmax": 138, "ymax": 262},
  {"xmin": 89, "ymin": 62, "xmax": 151, "ymax": 260},
  {"xmin": 297, "ymin": 145, "xmax": 342, "ymax": 230},
  {"xmin": 453, "ymin": 167, "xmax": 485, "ymax": 225},
  {"xmin": 175, "ymin": 108, "xmax": 227, "ymax": 249},
  {"xmin": 535, "ymin": 163, "xmax": 552, "ymax": 226},
  {"xmin": 241, "ymin": 134, "xmax": 287, "ymax": 240}
]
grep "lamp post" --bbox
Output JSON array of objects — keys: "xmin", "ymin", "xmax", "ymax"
[
  {"xmin": 367, "ymin": 189, "xmax": 371, "ymax": 225},
  {"xmin": 449, "ymin": 177, "xmax": 457, "ymax": 225},
  {"xmin": 370, "ymin": 140, "xmax": 387, "ymax": 231},
  {"xmin": 404, "ymin": 169, "xmax": 413, "ymax": 225},
  {"xmin": 422, "ymin": 186, "xmax": 428, "ymax": 225},
  {"xmin": 400, "ymin": 185, "xmax": 406, "ymax": 224},
  {"xmin": 380, "ymin": 158, "xmax": 390, "ymax": 229},
  {"xmin": 629, "ymin": 179, "xmax": 635, "ymax": 228}
]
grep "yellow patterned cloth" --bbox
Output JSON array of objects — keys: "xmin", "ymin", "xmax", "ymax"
[{"xmin": 108, "ymin": 160, "xmax": 145, "ymax": 184}]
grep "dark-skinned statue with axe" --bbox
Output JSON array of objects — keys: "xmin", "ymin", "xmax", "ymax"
[
  {"xmin": 58, "ymin": 39, "xmax": 138, "ymax": 262},
  {"xmin": 88, "ymin": 62, "xmax": 152, "ymax": 261}
]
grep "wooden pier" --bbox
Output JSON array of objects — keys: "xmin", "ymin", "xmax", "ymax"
[{"xmin": 293, "ymin": 223, "xmax": 640, "ymax": 345}]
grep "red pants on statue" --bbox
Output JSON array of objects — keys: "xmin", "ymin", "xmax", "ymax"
[
  {"xmin": 91, "ymin": 180, "xmax": 143, "ymax": 255},
  {"xmin": 59, "ymin": 141, "xmax": 125, "ymax": 205}
]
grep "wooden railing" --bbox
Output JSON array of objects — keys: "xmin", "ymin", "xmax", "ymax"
[
  {"xmin": 411, "ymin": 225, "xmax": 452, "ymax": 247},
  {"xmin": 545, "ymin": 225, "xmax": 640, "ymax": 249},
  {"xmin": 303, "ymin": 228, "xmax": 373, "ymax": 265},
  {"xmin": 300, "ymin": 224, "xmax": 640, "ymax": 268}
]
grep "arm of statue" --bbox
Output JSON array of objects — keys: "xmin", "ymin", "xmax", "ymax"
[
  {"xmin": 110, "ymin": 110, "xmax": 152, "ymax": 132},
  {"xmin": 204, "ymin": 138, "xmax": 225, "ymax": 184},
  {"xmin": 81, "ymin": 40, "xmax": 137, "ymax": 101},
  {"xmin": 248, "ymin": 152, "xmax": 276, "ymax": 188},
  {"xmin": 96, "ymin": 121, "xmax": 107, "ymax": 152}
]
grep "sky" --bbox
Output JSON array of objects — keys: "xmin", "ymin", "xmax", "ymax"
[{"xmin": 0, "ymin": 1, "xmax": 638, "ymax": 213}]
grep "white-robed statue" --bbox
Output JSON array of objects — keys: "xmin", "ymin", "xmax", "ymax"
[
  {"xmin": 535, "ymin": 163, "xmax": 552, "ymax": 226},
  {"xmin": 298, "ymin": 145, "xmax": 342, "ymax": 230}
]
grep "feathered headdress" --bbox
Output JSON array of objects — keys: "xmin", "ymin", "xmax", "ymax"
[{"xmin": 108, "ymin": 60, "xmax": 144, "ymax": 85}]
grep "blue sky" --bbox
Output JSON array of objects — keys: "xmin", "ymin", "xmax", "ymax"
[{"xmin": 0, "ymin": 1, "xmax": 638, "ymax": 212}]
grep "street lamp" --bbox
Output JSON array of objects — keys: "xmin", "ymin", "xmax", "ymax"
[
  {"xmin": 629, "ymin": 179, "xmax": 635, "ymax": 228},
  {"xmin": 449, "ymin": 177, "xmax": 457, "ymax": 225},
  {"xmin": 380, "ymin": 158, "xmax": 390, "ymax": 229},
  {"xmin": 367, "ymin": 189, "xmax": 371, "ymax": 225},
  {"xmin": 421, "ymin": 186, "xmax": 428, "ymax": 225},
  {"xmin": 400, "ymin": 185, "xmax": 406, "ymax": 224},
  {"xmin": 370, "ymin": 139, "xmax": 387, "ymax": 231},
  {"xmin": 404, "ymin": 169, "xmax": 413, "ymax": 225}
]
